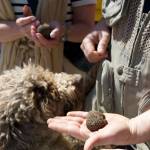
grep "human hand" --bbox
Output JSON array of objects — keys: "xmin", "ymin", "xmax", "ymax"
[
  {"xmin": 81, "ymin": 19, "xmax": 110, "ymax": 63},
  {"xmin": 47, "ymin": 111, "xmax": 134, "ymax": 150},
  {"xmin": 84, "ymin": 113, "xmax": 133, "ymax": 150},
  {"xmin": 16, "ymin": 16, "xmax": 39, "ymax": 39},
  {"xmin": 47, "ymin": 111, "xmax": 91, "ymax": 141},
  {"xmin": 31, "ymin": 21, "xmax": 64, "ymax": 48},
  {"xmin": 16, "ymin": 5, "xmax": 39, "ymax": 39}
]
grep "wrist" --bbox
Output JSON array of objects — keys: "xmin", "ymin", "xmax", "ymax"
[
  {"xmin": 129, "ymin": 110, "xmax": 150, "ymax": 144},
  {"xmin": 19, "ymin": 26, "xmax": 26, "ymax": 37},
  {"xmin": 128, "ymin": 118, "xmax": 139, "ymax": 144}
]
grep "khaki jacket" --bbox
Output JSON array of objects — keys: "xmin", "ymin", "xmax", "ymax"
[{"xmin": 95, "ymin": 0, "xmax": 150, "ymax": 148}]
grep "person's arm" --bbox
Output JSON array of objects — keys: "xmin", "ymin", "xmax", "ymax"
[
  {"xmin": 0, "ymin": 16, "xmax": 36, "ymax": 42},
  {"xmin": 66, "ymin": 4, "xmax": 96, "ymax": 42},
  {"xmin": 47, "ymin": 110, "xmax": 150, "ymax": 150},
  {"xmin": 30, "ymin": 4, "xmax": 96, "ymax": 48},
  {"xmin": 0, "ymin": 21, "xmax": 24, "ymax": 42},
  {"xmin": 129, "ymin": 109, "xmax": 150, "ymax": 144}
]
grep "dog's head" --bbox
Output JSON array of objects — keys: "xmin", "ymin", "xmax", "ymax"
[
  {"xmin": 0, "ymin": 64, "xmax": 84, "ymax": 149},
  {"xmin": 0, "ymin": 64, "xmax": 84, "ymax": 122},
  {"xmin": 29, "ymin": 67, "xmax": 84, "ymax": 121}
]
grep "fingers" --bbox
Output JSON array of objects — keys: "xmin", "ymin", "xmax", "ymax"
[
  {"xmin": 81, "ymin": 30, "xmax": 109, "ymax": 63},
  {"xmin": 67, "ymin": 111, "xmax": 88, "ymax": 118},
  {"xmin": 81, "ymin": 37, "xmax": 101, "ymax": 63},
  {"xmin": 47, "ymin": 117, "xmax": 85, "ymax": 140},
  {"xmin": 84, "ymin": 130, "xmax": 110, "ymax": 150},
  {"xmin": 81, "ymin": 37, "xmax": 95, "ymax": 52},
  {"xmin": 80, "ymin": 121, "xmax": 92, "ymax": 140},
  {"xmin": 30, "ymin": 21, "xmax": 61, "ymax": 48},
  {"xmin": 49, "ymin": 21, "xmax": 63, "ymax": 39},
  {"xmin": 84, "ymin": 132, "xmax": 100, "ymax": 150},
  {"xmin": 55, "ymin": 116, "xmax": 85, "ymax": 124},
  {"xmin": 50, "ymin": 28, "xmax": 60, "ymax": 39},
  {"xmin": 36, "ymin": 33, "xmax": 59, "ymax": 48},
  {"xmin": 19, "ymin": 19, "xmax": 39, "ymax": 40},
  {"xmin": 30, "ymin": 24, "xmax": 42, "ymax": 47},
  {"xmin": 31, "ymin": 23, "xmax": 55, "ymax": 48},
  {"xmin": 47, "ymin": 118, "xmax": 79, "ymax": 134},
  {"xmin": 16, "ymin": 16, "xmax": 36, "ymax": 26},
  {"xmin": 23, "ymin": 5, "xmax": 32, "ymax": 17},
  {"xmin": 84, "ymin": 113, "xmax": 131, "ymax": 150},
  {"xmin": 97, "ymin": 31, "xmax": 110, "ymax": 55},
  {"xmin": 81, "ymin": 20, "xmax": 111, "ymax": 63}
]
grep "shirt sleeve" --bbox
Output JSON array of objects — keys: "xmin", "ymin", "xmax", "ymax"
[{"xmin": 71, "ymin": 0, "xmax": 96, "ymax": 7}]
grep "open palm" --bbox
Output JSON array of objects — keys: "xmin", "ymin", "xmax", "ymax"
[{"xmin": 47, "ymin": 111, "xmax": 133, "ymax": 150}]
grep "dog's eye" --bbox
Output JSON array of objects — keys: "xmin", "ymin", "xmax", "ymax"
[{"xmin": 64, "ymin": 102, "xmax": 73, "ymax": 115}]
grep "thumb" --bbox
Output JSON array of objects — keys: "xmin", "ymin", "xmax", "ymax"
[
  {"xmin": 84, "ymin": 129, "xmax": 110, "ymax": 150},
  {"xmin": 84, "ymin": 133, "xmax": 100, "ymax": 150},
  {"xmin": 49, "ymin": 21, "xmax": 61, "ymax": 39},
  {"xmin": 23, "ymin": 5, "xmax": 32, "ymax": 17},
  {"xmin": 50, "ymin": 28, "xmax": 60, "ymax": 39}
]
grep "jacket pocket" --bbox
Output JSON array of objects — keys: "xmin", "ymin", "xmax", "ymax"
[{"xmin": 96, "ymin": 60, "xmax": 114, "ymax": 112}]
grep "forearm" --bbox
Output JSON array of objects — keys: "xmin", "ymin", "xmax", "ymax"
[
  {"xmin": 66, "ymin": 5, "xmax": 95, "ymax": 43},
  {"xmin": 0, "ymin": 21, "xmax": 24, "ymax": 42},
  {"xmin": 129, "ymin": 109, "xmax": 150, "ymax": 144},
  {"xmin": 67, "ymin": 22, "xmax": 94, "ymax": 43}
]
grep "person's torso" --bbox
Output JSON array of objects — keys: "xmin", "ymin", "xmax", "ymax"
[
  {"xmin": 10, "ymin": 0, "xmax": 95, "ymax": 23},
  {"xmin": 109, "ymin": 0, "xmax": 150, "ymax": 118},
  {"xmin": 99, "ymin": 1, "xmax": 150, "ymax": 148}
]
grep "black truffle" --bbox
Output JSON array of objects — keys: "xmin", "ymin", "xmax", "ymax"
[
  {"xmin": 37, "ymin": 24, "xmax": 53, "ymax": 39},
  {"xmin": 86, "ymin": 111, "xmax": 107, "ymax": 132}
]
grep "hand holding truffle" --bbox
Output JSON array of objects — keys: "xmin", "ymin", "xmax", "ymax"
[
  {"xmin": 47, "ymin": 111, "xmax": 138, "ymax": 150},
  {"xmin": 31, "ymin": 21, "xmax": 64, "ymax": 48},
  {"xmin": 37, "ymin": 24, "xmax": 53, "ymax": 40},
  {"xmin": 16, "ymin": 5, "xmax": 39, "ymax": 39}
]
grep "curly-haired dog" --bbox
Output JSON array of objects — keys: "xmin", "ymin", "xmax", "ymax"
[{"xmin": 0, "ymin": 64, "xmax": 85, "ymax": 150}]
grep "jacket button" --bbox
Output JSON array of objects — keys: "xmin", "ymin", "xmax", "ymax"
[{"xmin": 117, "ymin": 66, "xmax": 124, "ymax": 75}]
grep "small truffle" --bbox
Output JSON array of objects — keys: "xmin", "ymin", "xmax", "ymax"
[
  {"xmin": 86, "ymin": 111, "xmax": 107, "ymax": 132},
  {"xmin": 37, "ymin": 24, "xmax": 53, "ymax": 39}
]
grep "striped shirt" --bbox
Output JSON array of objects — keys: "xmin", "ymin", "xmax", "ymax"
[
  {"xmin": 11, "ymin": 0, "xmax": 96, "ymax": 22},
  {"xmin": 11, "ymin": 0, "xmax": 28, "ymax": 18}
]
